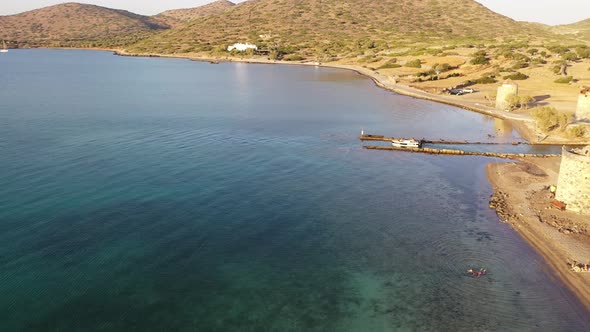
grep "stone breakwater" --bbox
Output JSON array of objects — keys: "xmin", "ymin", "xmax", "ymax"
[{"xmin": 363, "ymin": 145, "xmax": 559, "ymax": 159}]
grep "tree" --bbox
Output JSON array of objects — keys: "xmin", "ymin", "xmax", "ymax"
[
  {"xmin": 519, "ymin": 95, "xmax": 534, "ymax": 110},
  {"xmin": 531, "ymin": 107, "xmax": 573, "ymax": 132},
  {"xmin": 470, "ymin": 50, "xmax": 490, "ymax": 65},
  {"xmin": 404, "ymin": 59, "xmax": 422, "ymax": 68}
]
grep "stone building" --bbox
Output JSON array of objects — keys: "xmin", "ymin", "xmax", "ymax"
[
  {"xmin": 495, "ymin": 80, "xmax": 519, "ymax": 111},
  {"xmin": 556, "ymin": 146, "xmax": 590, "ymax": 215},
  {"xmin": 576, "ymin": 87, "xmax": 590, "ymax": 122}
]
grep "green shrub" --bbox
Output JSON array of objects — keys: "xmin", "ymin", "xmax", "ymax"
[
  {"xmin": 512, "ymin": 61, "xmax": 529, "ymax": 69},
  {"xmin": 576, "ymin": 47, "xmax": 590, "ymax": 59},
  {"xmin": 404, "ymin": 59, "xmax": 422, "ymax": 68},
  {"xmin": 531, "ymin": 107, "xmax": 573, "ymax": 132},
  {"xmin": 567, "ymin": 126, "xmax": 586, "ymax": 138},
  {"xmin": 378, "ymin": 63, "xmax": 402, "ymax": 69},
  {"xmin": 283, "ymin": 54, "xmax": 305, "ymax": 61},
  {"xmin": 503, "ymin": 72, "xmax": 528, "ymax": 80},
  {"xmin": 433, "ymin": 63, "xmax": 451, "ymax": 72},
  {"xmin": 554, "ymin": 76, "xmax": 573, "ymax": 84},
  {"xmin": 562, "ymin": 52, "xmax": 578, "ymax": 61},
  {"xmin": 505, "ymin": 93, "xmax": 521, "ymax": 111},
  {"xmin": 474, "ymin": 76, "xmax": 497, "ymax": 84},
  {"xmin": 470, "ymin": 54, "xmax": 490, "ymax": 65}
]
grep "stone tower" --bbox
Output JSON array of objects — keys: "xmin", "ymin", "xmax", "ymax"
[
  {"xmin": 555, "ymin": 146, "xmax": 590, "ymax": 215},
  {"xmin": 576, "ymin": 88, "xmax": 590, "ymax": 122},
  {"xmin": 495, "ymin": 80, "xmax": 519, "ymax": 111}
]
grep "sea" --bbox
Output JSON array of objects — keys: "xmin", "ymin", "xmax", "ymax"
[{"xmin": 0, "ymin": 49, "xmax": 588, "ymax": 331}]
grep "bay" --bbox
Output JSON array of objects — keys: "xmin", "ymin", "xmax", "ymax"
[{"xmin": 0, "ymin": 49, "xmax": 587, "ymax": 331}]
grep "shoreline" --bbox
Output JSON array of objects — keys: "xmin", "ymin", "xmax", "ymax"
[
  {"xmin": 487, "ymin": 158, "xmax": 590, "ymax": 313},
  {"xmin": 113, "ymin": 50, "xmax": 590, "ymax": 146},
  {"xmin": 26, "ymin": 47, "xmax": 590, "ymax": 314}
]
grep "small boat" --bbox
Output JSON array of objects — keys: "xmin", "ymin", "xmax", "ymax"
[
  {"xmin": 0, "ymin": 40, "xmax": 8, "ymax": 53},
  {"xmin": 391, "ymin": 138, "xmax": 421, "ymax": 148}
]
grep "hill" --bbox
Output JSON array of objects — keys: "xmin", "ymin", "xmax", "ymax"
[
  {"xmin": 156, "ymin": 0, "xmax": 235, "ymax": 24},
  {"xmin": 551, "ymin": 19, "xmax": 590, "ymax": 43},
  {"xmin": 0, "ymin": 2, "xmax": 170, "ymax": 48},
  {"xmin": 128, "ymin": 0, "xmax": 559, "ymax": 56}
]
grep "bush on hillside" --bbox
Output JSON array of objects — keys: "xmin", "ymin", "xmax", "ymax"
[
  {"xmin": 567, "ymin": 126, "xmax": 586, "ymax": 138},
  {"xmin": 531, "ymin": 107, "xmax": 573, "ymax": 132},
  {"xmin": 576, "ymin": 47, "xmax": 590, "ymax": 59},
  {"xmin": 554, "ymin": 76, "xmax": 573, "ymax": 84},
  {"xmin": 378, "ymin": 63, "xmax": 402, "ymax": 69},
  {"xmin": 562, "ymin": 52, "xmax": 579, "ymax": 62},
  {"xmin": 283, "ymin": 54, "xmax": 305, "ymax": 61},
  {"xmin": 404, "ymin": 59, "xmax": 422, "ymax": 68},
  {"xmin": 512, "ymin": 61, "xmax": 529, "ymax": 69},
  {"xmin": 470, "ymin": 51, "xmax": 490, "ymax": 65},
  {"xmin": 433, "ymin": 63, "xmax": 452, "ymax": 72},
  {"xmin": 474, "ymin": 76, "xmax": 497, "ymax": 84},
  {"xmin": 531, "ymin": 58, "xmax": 547, "ymax": 65},
  {"xmin": 503, "ymin": 72, "xmax": 528, "ymax": 80}
]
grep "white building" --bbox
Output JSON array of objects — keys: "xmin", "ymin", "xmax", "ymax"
[{"xmin": 227, "ymin": 43, "xmax": 258, "ymax": 52}]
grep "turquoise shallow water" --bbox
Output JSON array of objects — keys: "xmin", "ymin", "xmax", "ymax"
[{"xmin": 0, "ymin": 50, "xmax": 588, "ymax": 331}]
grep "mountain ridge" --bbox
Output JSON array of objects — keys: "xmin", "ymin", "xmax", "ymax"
[
  {"xmin": 0, "ymin": 2, "xmax": 170, "ymax": 47},
  {"xmin": 128, "ymin": 0, "xmax": 563, "ymax": 56},
  {"xmin": 155, "ymin": 0, "xmax": 235, "ymax": 24}
]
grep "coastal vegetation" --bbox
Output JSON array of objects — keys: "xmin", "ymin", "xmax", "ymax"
[
  {"xmin": 531, "ymin": 106, "xmax": 573, "ymax": 132},
  {"xmin": 504, "ymin": 94, "xmax": 534, "ymax": 111}
]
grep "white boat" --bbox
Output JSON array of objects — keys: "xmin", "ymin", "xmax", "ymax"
[
  {"xmin": 391, "ymin": 138, "xmax": 421, "ymax": 148},
  {"xmin": 0, "ymin": 40, "xmax": 8, "ymax": 53}
]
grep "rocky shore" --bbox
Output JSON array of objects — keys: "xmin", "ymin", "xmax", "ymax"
[{"xmin": 487, "ymin": 157, "xmax": 590, "ymax": 312}]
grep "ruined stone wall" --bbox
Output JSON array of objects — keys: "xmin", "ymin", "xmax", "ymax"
[
  {"xmin": 556, "ymin": 146, "xmax": 590, "ymax": 215},
  {"xmin": 576, "ymin": 91, "xmax": 590, "ymax": 122},
  {"xmin": 495, "ymin": 83, "xmax": 518, "ymax": 110}
]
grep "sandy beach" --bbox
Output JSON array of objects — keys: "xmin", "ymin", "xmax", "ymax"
[{"xmin": 487, "ymin": 157, "xmax": 590, "ymax": 311}]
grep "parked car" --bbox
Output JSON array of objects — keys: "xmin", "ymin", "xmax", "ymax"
[
  {"xmin": 448, "ymin": 89, "xmax": 464, "ymax": 95},
  {"xmin": 461, "ymin": 88, "xmax": 475, "ymax": 93}
]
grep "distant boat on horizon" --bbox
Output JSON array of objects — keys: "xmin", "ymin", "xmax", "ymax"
[{"xmin": 1, "ymin": 40, "xmax": 8, "ymax": 53}]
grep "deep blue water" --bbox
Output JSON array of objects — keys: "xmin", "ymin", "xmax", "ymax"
[{"xmin": 0, "ymin": 49, "xmax": 588, "ymax": 331}]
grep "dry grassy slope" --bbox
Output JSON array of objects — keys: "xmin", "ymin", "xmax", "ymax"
[
  {"xmin": 551, "ymin": 19, "xmax": 590, "ymax": 43},
  {"xmin": 129, "ymin": 0, "xmax": 555, "ymax": 54},
  {"xmin": 0, "ymin": 2, "xmax": 170, "ymax": 47},
  {"xmin": 156, "ymin": 0, "xmax": 235, "ymax": 24}
]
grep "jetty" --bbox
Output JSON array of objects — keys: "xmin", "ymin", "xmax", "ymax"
[
  {"xmin": 359, "ymin": 134, "xmax": 559, "ymax": 159},
  {"xmin": 359, "ymin": 134, "xmax": 526, "ymax": 146},
  {"xmin": 362, "ymin": 145, "xmax": 557, "ymax": 159}
]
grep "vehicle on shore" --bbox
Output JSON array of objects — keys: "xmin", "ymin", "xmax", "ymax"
[
  {"xmin": 444, "ymin": 88, "xmax": 476, "ymax": 95},
  {"xmin": 392, "ymin": 138, "xmax": 422, "ymax": 148}
]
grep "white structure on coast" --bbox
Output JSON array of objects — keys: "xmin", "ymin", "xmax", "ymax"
[
  {"xmin": 556, "ymin": 146, "xmax": 590, "ymax": 215},
  {"xmin": 227, "ymin": 43, "xmax": 258, "ymax": 52}
]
